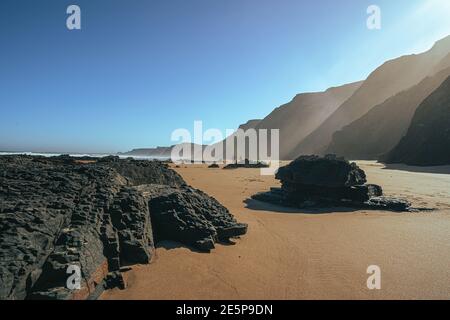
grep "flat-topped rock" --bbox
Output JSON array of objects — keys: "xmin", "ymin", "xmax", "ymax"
[
  {"xmin": 252, "ymin": 155, "xmax": 412, "ymax": 212},
  {"xmin": 276, "ymin": 154, "xmax": 367, "ymax": 187}
]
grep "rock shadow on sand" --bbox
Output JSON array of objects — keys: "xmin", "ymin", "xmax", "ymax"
[
  {"xmin": 156, "ymin": 240, "xmax": 206, "ymax": 253},
  {"xmin": 244, "ymin": 198, "xmax": 359, "ymax": 215},
  {"xmin": 156, "ymin": 239, "xmax": 238, "ymax": 253}
]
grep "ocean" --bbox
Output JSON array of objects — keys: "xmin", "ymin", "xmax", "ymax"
[{"xmin": 0, "ymin": 152, "xmax": 169, "ymax": 161}]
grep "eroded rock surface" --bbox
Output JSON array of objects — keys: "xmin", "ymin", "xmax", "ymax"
[
  {"xmin": 276, "ymin": 155, "xmax": 367, "ymax": 187},
  {"xmin": 252, "ymin": 155, "xmax": 411, "ymax": 211},
  {"xmin": 0, "ymin": 156, "xmax": 154, "ymax": 300},
  {"xmin": 138, "ymin": 185, "xmax": 248, "ymax": 252},
  {"xmin": 0, "ymin": 155, "xmax": 246, "ymax": 300},
  {"xmin": 97, "ymin": 156, "xmax": 186, "ymax": 187}
]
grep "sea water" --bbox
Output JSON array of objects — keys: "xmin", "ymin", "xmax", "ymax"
[{"xmin": 0, "ymin": 151, "xmax": 169, "ymax": 161}]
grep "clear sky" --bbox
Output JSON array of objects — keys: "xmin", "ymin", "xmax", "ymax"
[{"xmin": 0, "ymin": 0, "xmax": 449, "ymax": 153}]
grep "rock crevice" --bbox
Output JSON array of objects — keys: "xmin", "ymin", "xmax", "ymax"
[{"xmin": 0, "ymin": 155, "xmax": 247, "ymax": 300}]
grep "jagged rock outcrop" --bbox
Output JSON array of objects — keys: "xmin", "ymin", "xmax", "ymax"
[
  {"xmin": 384, "ymin": 75, "xmax": 450, "ymax": 166},
  {"xmin": 0, "ymin": 156, "xmax": 154, "ymax": 300},
  {"xmin": 252, "ymin": 155, "xmax": 411, "ymax": 211},
  {"xmin": 0, "ymin": 155, "xmax": 246, "ymax": 300},
  {"xmin": 97, "ymin": 156, "xmax": 186, "ymax": 187},
  {"xmin": 275, "ymin": 155, "xmax": 367, "ymax": 187},
  {"xmin": 138, "ymin": 185, "xmax": 248, "ymax": 252}
]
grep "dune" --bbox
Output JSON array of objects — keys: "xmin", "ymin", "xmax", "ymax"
[{"xmin": 101, "ymin": 162, "xmax": 450, "ymax": 300}]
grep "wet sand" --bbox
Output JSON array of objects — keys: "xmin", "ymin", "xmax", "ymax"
[{"xmin": 101, "ymin": 161, "xmax": 450, "ymax": 300}]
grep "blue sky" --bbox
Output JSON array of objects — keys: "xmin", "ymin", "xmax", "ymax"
[{"xmin": 0, "ymin": 0, "xmax": 449, "ymax": 153}]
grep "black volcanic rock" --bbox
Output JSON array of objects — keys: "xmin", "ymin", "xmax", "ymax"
[
  {"xmin": 252, "ymin": 155, "xmax": 411, "ymax": 212},
  {"xmin": 139, "ymin": 185, "xmax": 248, "ymax": 252},
  {"xmin": 97, "ymin": 156, "xmax": 186, "ymax": 187},
  {"xmin": 0, "ymin": 156, "xmax": 154, "ymax": 300},
  {"xmin": 275, "ymin": 155, "xmax": 367, "ymax": 188},
  {"xmin": 0, "ymin": 155, "xmax": 247, "ymax": 299},
  {"xmin": 223, "ymin": 159, "xmax": 270, "ymax": 170},
  {"xmin": 384, "ymin": 75, "xmax": 450, "ymax": 166}
]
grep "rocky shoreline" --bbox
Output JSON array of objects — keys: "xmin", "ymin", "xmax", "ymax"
[{"xmin": 0, "ymin": 155, "xmax": 247, "ymax": 300}]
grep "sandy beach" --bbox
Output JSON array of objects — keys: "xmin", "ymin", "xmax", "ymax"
[{"xmin": 101, "ymin": 161, "xmax": 450, "ymax": 300}]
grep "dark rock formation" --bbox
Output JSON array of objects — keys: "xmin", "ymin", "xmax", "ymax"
[
  {"xmin": 223, "ymin": 159, "xmax": 269, "ymax": 169},
  {"xmin": 0, "ymin": 155, "xmax": 154, "ymax": 300},
  {"xmin": 384, "ymin": 75, "xmax": 450, "ymax": 166},
  {"xmin": 208, "ymin": 163, "xmax": 220, "ymax": 168},
  {"xmin": 275, "ymin": 155, "xmax": 367, "ymax": 187},
  {"xmin": 252, "ymin": 155, "xmax": 411, "ymax": 212},
  {"xmin": 97, "ymin": 156, "xmax": 186, "ymax": 187},
  {"xmin": 138, "ymin": 185, "xmax": 247, "ymax": 252},
  {"xmin": 0, "ymin": 155, "xmax": 246, "ymax": 300}
]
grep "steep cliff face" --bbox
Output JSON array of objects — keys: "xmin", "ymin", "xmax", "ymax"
[
  {"xmin": 209, "ymin": 82, "xmax": 361, "ymax": 161},
  {"xmin": 0, "ymin": 156, "xmax": 247, "ymax": 300},
  {"xmin": 384, "ymin": 76, "xmax": 450, "ymax": 166},
  {"xmin": 289, "ymin": 36, "xmax": 450, "ymax": 159},
  {"xmin": 326, "ymin": 66, "xmax": 450, "ymax": 159},
  {"xmin": 253, "ymin": 82, "xmax": 362, "ymax": 160}
]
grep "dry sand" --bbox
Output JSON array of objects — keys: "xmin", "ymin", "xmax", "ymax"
[{"xmin": 101, "ymin": 161, "xmax": 450, "ymax": 300}]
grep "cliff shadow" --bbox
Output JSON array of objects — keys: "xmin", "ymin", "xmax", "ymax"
[{"xmin": 380, "ymin": 162, "xmax": 450, "ymax": 174}]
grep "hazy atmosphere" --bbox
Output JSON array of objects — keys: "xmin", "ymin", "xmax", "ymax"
[
  {"xmin": 1, "ymin": 0, "xmax": 449, "ymax": 153},
  {"xmin": 1, "ymin": 0, "xmax": 450, "ymax": 305}
]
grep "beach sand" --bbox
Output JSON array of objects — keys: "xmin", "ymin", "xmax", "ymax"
[{"xmin": 101, "ymin": 161, "xmax": 450, "ymax": 300}]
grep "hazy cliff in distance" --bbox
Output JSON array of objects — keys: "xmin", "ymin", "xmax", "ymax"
[
  {"xmin": 326, "ymin": 61, "xmax": 450, "ymax": 160},
  {"xmin": 120, "ymin": 143, "xmax": 206, "ymax": 160},
  {"xmin": 119, "ymin": 146, "xmax": 173, "ymax": 157},
  {"xmin": 384, "ymin": 75, "xmax": 450, "ymax": 166},
  {"xmin": 287, "ymin": 35, "xmax": 450, "ymax": 159},
  {"xmin": 123, "ymin": 36, "xmax": 450, "ymax": 164},
  {"xmin": 238, "ymin": 119, "xmax": 262, "ymax": 131},
  {"xmin": 250, "ymin": 81, "xmax": 362, "ymax": 160}
]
